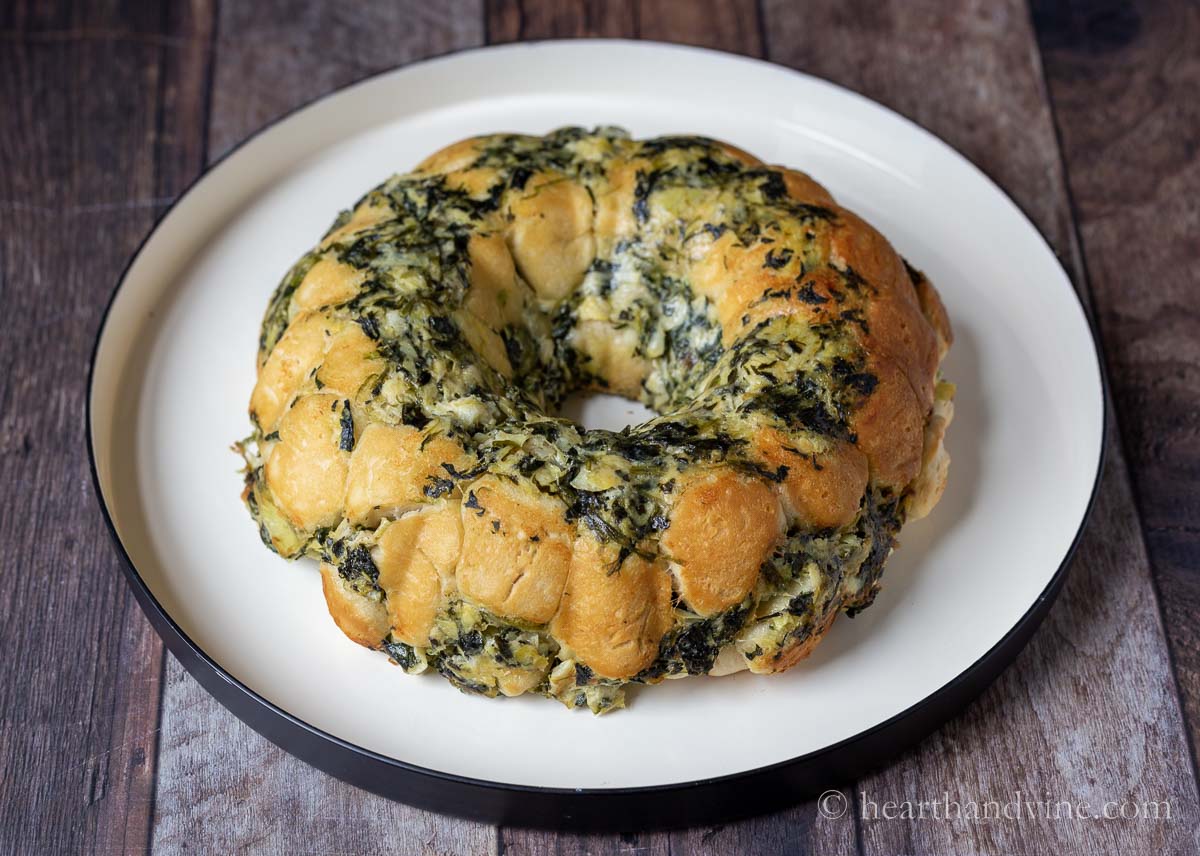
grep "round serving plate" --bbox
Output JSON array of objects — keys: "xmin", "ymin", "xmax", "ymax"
[{"xmin": 89, "ymin": 40, "xmax": 1105, "ymax": 829}]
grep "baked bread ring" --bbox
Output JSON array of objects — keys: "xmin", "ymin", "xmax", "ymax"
[{"xmin": 238, "ymin": 127, "xmax": 954, "ymax": 713}]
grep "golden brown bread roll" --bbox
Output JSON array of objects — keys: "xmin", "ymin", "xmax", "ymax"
[{"xmin": 238, "ymin": 127, "xmax": 954, "ymax": 713}]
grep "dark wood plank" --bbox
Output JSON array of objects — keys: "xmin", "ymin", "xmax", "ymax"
[
  {"xmin": 487, "ymin": 0, "xmax": 637, "ymax": 41},
  {"xmin": 145, "ymin": 3, "xmax": 495, "ymax": 854},
  {"xmin": 1034, "ymin": 0, "xmax": 1200, "ymax": 770},
  {"xmin": 637, "ymin": 0, "xmax": 762, "ymax": 53},
  {"xmin": 667, "ymin": 802, "xmax": 858, "ymax": 856},
  {"xmin": 761, "ymin": 0, "xmax": 1200, "ymax": 853},
  {"xmin": 486, "ymin": 0, "xmax": 761, "ymax": 53},
  {"xmin": 0, "ymin": 2, "xmax": 212, "ymax": 854},
  {"xmin": 151, "ymin": 658, "xmax": 497, "ymax": 855},
  {"xmin": 207, "ymin": 1, "xmax": 485, "ymax": 161}
]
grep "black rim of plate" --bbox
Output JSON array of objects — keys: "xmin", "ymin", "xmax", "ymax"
[{"xmin": 86, "ymin": 40, "xmax": 1109, "ymax": 832}]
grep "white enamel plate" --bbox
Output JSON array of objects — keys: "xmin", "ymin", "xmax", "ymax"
[{"xmin": 89, "ymin": 41, "xmax": 1104, "ymax": 827}]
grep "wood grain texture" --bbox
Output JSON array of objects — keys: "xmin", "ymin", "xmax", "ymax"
[
  {"xmin": 762, "ymin": 0, "xmax": 1200, "ymax": 852},
  {"xmin": 486, "ymin": 0, "xmax": 761, "ymax": 53},
  {"xmin": 0, "ymin": 2, "xmax": 211, "ymax": 854},
  {"xmin": 150, "ymin": 658, "xmax": 496, "ymax": 855},
  {"xmin": 499, "ymin": 799, "xmax": 858, "ymax": 856},
  {"xmin": 145, "ymin": 3, "xmax": 494, "ymax": 855},
  {"xmin": 487, "ymin": 0, "xmax": 637, "ymax": 41},
  {"xmin": 1034, "ymin": 0, "xmax": 1200, "ymax": 772},
  {"xmin": 207, "ymin": 1, "xmax": 485, "ymax": 161}
]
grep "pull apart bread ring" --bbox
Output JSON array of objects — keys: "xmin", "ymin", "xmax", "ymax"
[{"xmin": 239, "ymin": 127, "xmax": 954, "ymax": 713}]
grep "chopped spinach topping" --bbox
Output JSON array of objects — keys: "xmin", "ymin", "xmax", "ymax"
[
  {"xmin": 763, "ymin": 247, "xmax": 794, "ymax": 270},
  {"xmin": 338, "ymin": 400, "xmax": 355, "ymax": 452}
]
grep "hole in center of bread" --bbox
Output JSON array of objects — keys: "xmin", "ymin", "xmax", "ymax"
[{"xmin": 556, "ymin": 392, "xmax": 657, "ymax": 433}]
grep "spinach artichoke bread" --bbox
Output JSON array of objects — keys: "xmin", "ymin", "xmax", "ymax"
[{"xmin": 238, "ymin": 126, "xmax": 954, "ymax": 714}]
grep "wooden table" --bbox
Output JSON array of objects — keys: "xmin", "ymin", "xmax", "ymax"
[{"xmin": 3, "ymin": 1, "xmax": 1197, "ymax": 852}]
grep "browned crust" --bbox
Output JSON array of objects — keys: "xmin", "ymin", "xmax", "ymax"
[
  {"xmin": 713, "ymin": 141, "xmax": 764, "ymax": 166},
  {"xmin": 748, "ymin": 425, "xmax": 869, "ymax": 531},
  {"xmin": 319, "ymin": 562, "xmax": 389, "ymax": 648},
  {"xmin": 342, "ymin": 424, "xmax": 471, "ymax": 528},
  {"xmin": 850, "ymin": 353, "xmax": 927, "ymax": 489},
  {"xmin": 769, "ymin": 608, "xmax": 839, "ymax": 672},
  {"xmin": 775, "ymin": 166, "xmax": 836, "ymax": 207},
  {"xmin": 455, "ymin": 233, "xmax": 530, "ymax": 377},
  {"xmin": 414, "ymin": 137, "xmax": 487, "ymax": 174},
  {"xmin": 293, "ymin": 253, "xmax": 367, "ymax": 313},
  {"xmin": 251, "ymin": 312, "xmax": 339, "ymax": 429},
  {"xmin": 661, "ymin": 467, "xmax": 784, "ymax": 617},
  {"xmin": 550, "ymin": 535, "xmax": 674, "ymax": 680},
  {"xmin": 913, "ymin": 266, "xmax": 954, "ymax": 359},
  {"xmin": 456, "ymin": 475, "xmax": 572, "ymax": 625},
  {"xmin": 264, "ymin": 393, "xmax": 349, "ymax": 531},
  {"xmin": 316, "ymin": 325, "xmax": 383, "ymax": 399},
  {"xmin": 319, "ymin": 199, "xmax": 393, "ymax": 250},
  {"xmin": 374, "ymin": 505, "xmax": 462, "ymax": 646},
  {"xmin": 506, "ymin": 173, "xmax": 595, "ymax": 301},
  {"xmin": 695, "ymin": 232, "xmax": 834, "ymax": 338}
]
